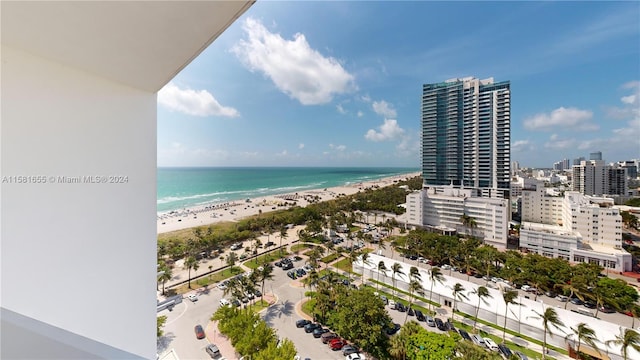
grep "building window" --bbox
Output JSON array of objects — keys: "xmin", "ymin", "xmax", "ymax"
[
  {"xmin": 574, "ymin": 255, "xmax": 585, "ymax": 262},
  {"xmin": 606, "ymin": 260, "xmax": 616, "ymax": 269}
]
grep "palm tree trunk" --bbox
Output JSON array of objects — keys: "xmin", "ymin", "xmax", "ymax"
[
  {"xmin": 429, "ymin": 283, "xmax": 434, "ymax": 313},
  {"xmin": 452, "ymin": 298, "xmax": 457, "ymax": 322},
  {"xmin": 188, "ymin": 268, "xmax": 192, "ymax": 289},
  {"xmin": 474, "ymin": 298, "xmax": 481, "ymax": 331},
  {"xmin": 542, "ymin": 330, "xmax": 547, "ymax": 360},
  {"xmin": 503, "ymin": 307, "xmax": 508, "ymax": 342}
]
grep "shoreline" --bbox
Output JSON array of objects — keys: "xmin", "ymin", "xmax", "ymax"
[{"xmin": 157, "ymin": 171, "xmax": 420, "ymax": 234}]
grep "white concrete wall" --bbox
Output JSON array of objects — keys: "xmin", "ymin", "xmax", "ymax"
[
  {"xmin": 1, "ymin": 46, "xmax": 156, "ymax": 358},
  {"xmin": 357, "ymin": 254, "xmax": 636, "ymax": 359}
]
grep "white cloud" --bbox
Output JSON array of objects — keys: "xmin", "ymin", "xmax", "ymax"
[
  {"xmin": 543, "ymin": 134, "xmax": 576, "ymax": 150},
  {"xmin": 329, "ymin": 144, "xmax": 347, "ymax": 151},
  {"xmin": 523, "ymin": 107, "xmax": 598, "ymax": 131},
  {"xmin": 231, "ymin": 18, "xmax": 356, "ymax": 105},
  {"xmin": 336, "ymin": 104, "xmax": 347, "ymax": 114},
  {"xmin": 361, "ymin": 95, "xmax": 371, "ymax": 103},
  {"xmin": 357, "ymin": 111, "xmax": 364, "ymax": 118},
  {"xmin": 372, "ymin": 100, "xmax": 397, "ymax": 118},
  {"xmin": 298, "ymin": 143, "xmax": 305, "ymax": 149},
  {"xmin": 277, "ymin": 150, "xmax": 288, "ymax": 156},
  {"xmin": 395, "ymin": 132, "xmax": 420, "ymax": 158},
  {"xmin": 157, "ymin": 82, "xmax": 239, "ymax": 117},
  {"xmin": 511, "ymin": 140, "xmax": 534, "ymax": 153},
  {"xmin": 606, "ymin": 81, "xmax": 640, "ymax": 121},
  {"xmin": 365, "ymin": 119, "xmax": 405, "ymax": 142}
]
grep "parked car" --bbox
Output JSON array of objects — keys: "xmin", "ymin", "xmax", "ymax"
[
  {"xmin": 264, "ymin": 241, "xmax": 275, "ymax": 247},
  {"xmin": 385, "ymin": 323, "xmax": 401, "ymax": 335},
  {"xmin": 187, "ymin": 294, "xmax": 198, "ymax": 302},
  {"xmin": 425, "ymin": 316, "xmax": 436, "ymax": 327},
  {"xmin": 521, "ymin": 285, "xmax": 531, "ymax": 292},
  {"xmin": 599, "ymin": 306, "xmax": 616, "ymax": 313},
  {"xmin": 217, "ymin": 282, "xmax": 227, "ymax": 290},
  {"xmin": 407, "ymin": 307, "xmax": 415, "ymax": 316},
  {"xmin": 380, "ymin": 295, "xmax": 388, "ymax": 305},
  {"xmin": 205, "ymin": 344, "xmax": 221, "ymax": 358},
  {"xmin": 304, "ymin": 323, "xmax": 321, "ymax": 333},
  {"xmin": 544, "ymin": 291, "xmax": 557, "ymax": 298},
  {"xmin": 484, "ymin": 338, "xmax": 499, "ymax": 351},
  {"xmin": 287, "ymin": 270, "xmax": 297, "ymax": 279},
  {"xmin": 345, "ymin": 353, "xmax": 366, "ymax": 360},
  {"xmin": 219, "ymin": 298, "xmax": 230, "ymax": 307},
  {"xmin": 254, "ymin": 290, "xmax": 262, "ymax": 297},
  {"xmin": 194, "ymin": 325, "xmax": 206, "ymax": 339},
  {"xmin": 584, "ymin": 301, "xmax": 597, "ymax": 309},
  {"xmin": 342, "ymin": 344, "xmax": 360, "ymax": 356},
  {"xmin": 498, "ymin": 344, "xmax": 513, "ymax": 358},
  {"xmin": 329, "ymin": 338, "xmax": 347, "ymax": 350},
  {"xmin": 471, "ymin": 334, "xmax": 486, "ymax": 347},
  {"xmin": 415, "ymin": 309, "xmax": 425, "ymax": 321},
  {"xmin": 321, "ymin": 332, "xmax": 338, "ymax": 343},
  {"xmin": 556, "ymin": 295, "xmax": 569, "ymax": 302},
  {"xmin": 514, "ymin": 351, "xmax": 529, "ymax": 360},
  {"xmin": 313, "ymin": 327, "xmax": 330, "ymax": 338},
  {"xmin": 458, "ymin": 329, "xmax": 472, "ymax": 342},
  {"xmin": 296, "ymin": 319, "xmax": 311, "ymax": 328},
  {"xmin": 396, "ymin": 303, "xmax": 406, "ymax": 312},
  {"xmin": 388, "ymin": 299, "xmax": 396, "ymax": 308},
  {"xmin": 296, "ymin": 268, "xmax": 307, "ymax": 277},
  {"xmin": 570, "ymin": 297, "xmax": 584, "ymax": 305},
  {"xmin": 231, "ymin": 298, "xmax": 241, "ymax": 307},
  {"xmin": 435, "ymin": 318, "xmax": 446, "ymax": 331}
]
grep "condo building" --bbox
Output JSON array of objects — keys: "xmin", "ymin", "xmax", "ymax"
[
  {"xmin": 519, "ymin": 180, "xmax": 631, "ymax": 271},
  {"xmin": 407, "ymin": 76, "xmax": 511, "ymax": 248},
  {"xmin": 421, "ymin": 77, "xmax": 511, "ymax": 199},
  {"xmin": 572, "ymin": 159, "xmax": 628, "ymax": 196}
]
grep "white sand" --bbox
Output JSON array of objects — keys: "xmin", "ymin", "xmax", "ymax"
[{"xmin": 157, "ymin": 172, "xmax": 420, "ymax": 234}]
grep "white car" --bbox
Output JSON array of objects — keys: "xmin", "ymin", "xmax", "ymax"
[
  {"xmin": 219, "ymin": 298, "xmax": 230, "ymax": 307},
  {"xmin": 484, "ymin": 338, "xmax": 499, "ymax": 351},
  {"xmin": 388, "ymin": 299, "xmax": 396, "ymax": 308},
  {"xmin": 187, "ymin": 294, "xmax": 198, "ymax": 302},
  {"xmin": 346, "ymin": 353, "xmax": 366, "ymax": 360}
]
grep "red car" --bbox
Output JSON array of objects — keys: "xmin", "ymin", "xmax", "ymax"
[
  {"xmin": 195, "ymin": 324, "xmax": 206, "ymax": 339},
  {"xmin": 329, "ymin": 338, "xmax": 347, "ymax": 351}
]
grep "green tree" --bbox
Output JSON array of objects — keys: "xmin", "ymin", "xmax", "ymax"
[
  {"xmin": 157, "ymin": 315, "xmax": 167, "ymax": 337},
  {"xmin": 460, "ymin": 214, "xmax": 478, "ymax": 239},
  {"xmin": 470, "ymin": 285, "xmax": 492, "ymax": 332},
  {"xmin": 184, "ymin": 256, "xmax": 199, "ymax": 289},
  {"xmin": 360, "ymin": 251, "xmax": 372, "ymax": 284},
  {"xmin": 565, "ymin": 323, "xmax": 599, "ymax": 360},
  {"xmin": 391, "ymin": 262, "xmax": 406, "ymax": 300},
  {"xmin": 606, "ymin": 328, "xmax": 640, "ymax": 360},
  {"xmin": 532, "ymin": 307, "xmax": 565, "ymax": 359},
  {"xmin": 454, "ymin": 340, "xmax": 503, "ymax": 359},
  {"xmin": 404, "ymin": 279, "xmax": 424, "ymax": 325},
  {"xmin": 253, "ymin": 338, "xmax": 297, "ymax": 360},
  {"xmin": 451, "ymin": 283, "xmax": 468, "ymax": 322},
  {"xmin": 158, "ymin": 262, "xmax": 173, "ymax": 295},
  {"xmin": 225, "ymin": 252, "xmax": 238, "ymax": 271},
  {"xmin": 501, "ymin": 289, "xmax": 518, "ymax": 342},
  {"xmin": 406, "ymin": 329, "xmax": 457, "ymax": 360},
  {"xmin": 427, "ymin": 267, "xmax": 444, "ymax": 313},
  {"xmin": 255, "ymin": 264, "xmax": 274, "ymax": 303},
  {"xmin": 377, "ymin": 261, "xmax": 388, "ymax": 291}
]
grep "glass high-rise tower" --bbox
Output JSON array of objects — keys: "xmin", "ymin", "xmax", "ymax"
[{"xmin": 421, "ymin": 77, "xmax": 511, "ymax": 198}]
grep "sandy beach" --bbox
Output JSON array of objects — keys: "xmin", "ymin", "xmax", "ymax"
[{"xmin": 157, "ymin": 172, "xmax": 420, "ymax": 234}]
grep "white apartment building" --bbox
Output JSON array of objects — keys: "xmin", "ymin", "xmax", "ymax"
[
  {"xmin": 406, "ymin": 185, "xmax": 509, "ymax": 248},
  {"xmin": 520, "ymin": 180, "xmax": 631, "ymax": 271},
  {"xmin": 572, "ymin": 159, "xmax": 628, "ymax": 196}
]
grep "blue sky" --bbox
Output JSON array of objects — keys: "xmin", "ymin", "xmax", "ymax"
[{"xmin": 157, "ymin": 1, "xmax": 640, "ymax": 169}]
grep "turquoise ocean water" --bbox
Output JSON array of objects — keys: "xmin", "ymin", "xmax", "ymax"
[{"xmin": 157, "ymin": 167, "xmax": 419, "ymax": 214}]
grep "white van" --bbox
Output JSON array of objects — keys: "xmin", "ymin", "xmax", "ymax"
[{"xmin": 484, "ymin": 338, "xmax": 499, "ymax": 351}]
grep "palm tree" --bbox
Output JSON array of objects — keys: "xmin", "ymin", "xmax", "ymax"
[
  {"xmin": 470, "ymin": 286, "xmax": 492, "ymax": 332},
  {"xmin": 225, "ymin": 252, "xmax": 238, "ymax": 271},
  {"xmin": 158, "ymin": 263, "xmax": 173, "ymax": 295},
  {"xmin": 565, "ymin": 323, "xmax": 599, "ymax": 360},
  {"xmin": 532, "ymin": 307, "xmax": 565, "ymax": 359},
  {"xmin": 278, "ymin": 225, "xmax": 288, "ymax": 255},
  {"xmin": 428, "ymin": 267, "xmax": 445, "ymax": 313},
  {"xmin": 255, "ymin": 264, "xmax": 274, "ymax": 304},
  {"xmin": 409, "ymin": 266, "xmax": 421, "ymax": 282},
  {"xmin": 606, "ymin": 328, "xmax": 640, "ymax": 360},
  {"xmin": 391, "ymin": 262, "xmax": 405, "ymax": 300},
  {"xmin": 184, "ymin": 256, "xmax": 199, "ymax": 289},
  {"xmin": 377, "ymin": 261, "xmax": 388, "ymax": 291},
  {"xmin": 404, "ymin": 279, "xmax": 424, "ymax": 325},
  {"xmin": 501, "ymin": 289, "xmax": 518, "ymax": 342},
  {"xmin": 460, "ymin": 214, "xmax": 478, "ymax": 238},
  {"xmin": 627, "ymin": 303, "xmax": 640, "ymax": 329},
  {"xmin": 360, "ymin": 251, "xmax": 372, "ymax": 284},
  {"xmin": 451, "ymin": 283, "xmax": 468, "ymax": 322},
  {"xmin": 346, "ymin": 249, "xmax": 361, "ymax": 282}
]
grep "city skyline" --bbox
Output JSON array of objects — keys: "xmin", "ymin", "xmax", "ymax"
[{"xmin": 157, "ymin": 1, "xmax": 639, "ymax": 168}]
